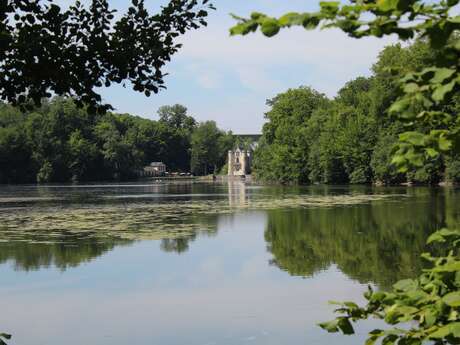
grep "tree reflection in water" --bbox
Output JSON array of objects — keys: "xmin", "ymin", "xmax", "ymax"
[
  {"xmin": 265, "ymin": 188, "xmax": 460, "ymax": 288},
  {"xmin": 1, "ymin": 185, "xmax": 459, "ymax": 286}
]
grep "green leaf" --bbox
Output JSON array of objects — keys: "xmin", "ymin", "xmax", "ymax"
[
  {"xmin": 365, "ymin": 335, "xmax": 379, "ymax": 345},
  {"xmin": 302, "ymin": 14, "xmax": 321, "ymax": 30},
  {"xmin": 389, "ymin": 98, "xmax": 410, "ymax": 114},
  {"xmin": 433, "ymin": 261, "xmax": 460, "ymax": 272},
  {"xmin": 431, "ymin": 323, "xmax": 460, "ymax": 339},
  {"xmin": 403, "ymin": 83, "xmax": 419, "ymax": 93},
  {"xmin": 451, "ymin": 323, "xmax": 460, "ymax": 337},
  {"xmin": 438, "ymin": 136, "xmax": 452, "ymax": 151},
  {"xmin": 0, "ymin": 334, "xmax": 11, "ymax": 340},
  {"xmin": 385, "ymin": 305, "xmax": 419, "ymax": 324},
  {"xmin": 431, "ymin": 68, "xmax": 455, "ymax": 84},
  {"xmin": 250, "ymin": 12, "xmax": 266, "ymax": 20},
  {"xmin": 337, "ymin": 317, "xmax": 355, "ymax": 335},
  {"xmin": 427, "ymin": 231, "xmax": 446, "ymax": 244},
  {"xmin": 343, "ymin": 301, "xmax": 359, "ymax": 309},
  {"xmin": 399, "ymin": 132, "xmax": 425, "ymax": 146},
  {"xmin": 426, "ymin": 229, "xmax": 460, "ymax": 243},
  {"xmin": 448, "ymin": 16, "xmax": 460, "ymax": 24},
  {"xmin": 432, "ymin": 80, "xmax": 456, "ymax": 102},
  {"xmin": 278, "ymin": 12, "xmax": 302, "ymax": 27},
  {"xmin": 320, "ymin": 1, "xmax": 340, "ymax": 16},
  {"xmin": 393, "ymin": 279, "xmax": 417, "ymax": 292},
  {"xmin": 443, "ymin": 292, "xmax": 460, "ymax": 307},
  {"xmin": 422, "ymin": 308, "xmax": 437, "ymax": 327},
  {"xmin": 382, "ymin": 334, "xmax": 398, "ymax": 345},
  {"xmin": 425, "ymin": 148, "xmax": 438, "ymax": 158},
  {"xmin": 376, "ymin": 0, "xmax": 399, "ymax": 11},
  {"xmin": 318, "ymin": 319, "xmax": 340, "ymax": 333},
  {"xmin": 229, "ymin": 22, "xmax": 258, "ymax": 36},
  {"xmin": 261, "ymin": 18, "xmax": 280, "ymax": 37},
  {"xmin": 430, "ymin": 324, "xmax": 452, "ymax": 338}
]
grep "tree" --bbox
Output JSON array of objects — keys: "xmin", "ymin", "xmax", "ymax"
[
  {"xmin": 67, "ymin": 130, "xmax": 98, "ymax": 181},
  {"xmin": 158, "ymin": 104, "xmax": 197, "ymax": 171},
  {"xmin": 158, "ymin": 104, "xmax": 197, "ymax": 132},
  {"xmin": 1, "ymin": 0, "xmax": 214, "ymax": 112},
  {"xmin": 230, "ymin": 0, "xmax": 460, "ymax": 173},
  {"xmin": 190, "ymin": 121, "xmax": 233, "ymax": 175},
  {"xmin": 253, "ymin": 86, "xmax": 329, "ymax": 184},
  {"xmin": 0, "ymin": 98, "xmax": 234, "ymax": 183},
  {"xmin": 230, "ymin": 2, "xmax": 460, "ymax": 344}
]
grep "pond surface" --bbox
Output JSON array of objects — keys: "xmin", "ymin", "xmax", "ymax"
[{"xmin": 1, "ymin": 182, "xmax": 459, "ymax": 345}]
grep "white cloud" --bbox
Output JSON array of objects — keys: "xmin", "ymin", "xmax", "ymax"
[
  {"xmin": 100, "ymin": 4, "xmax": 399, "ymax": 133},
  {"xmin": 177, "ymin": 23, "xmax": 396, "ymax": 97}
]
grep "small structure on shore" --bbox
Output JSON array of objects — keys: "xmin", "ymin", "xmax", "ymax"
[
  {"xmin": 143, "ymin": 162, "xmax": 167, "ymax": 177},
  {"xmin": 227, "ymin": 134, "xmax": 261, "ymax": 177},
  {"xmin": 228, "ymin": 148, "xmax": 252, "ymax": 176}
]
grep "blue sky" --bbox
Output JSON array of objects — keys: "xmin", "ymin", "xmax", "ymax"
[{"xmin": 97, "ymin": 0, "xmax": 395, "ymax": 134}]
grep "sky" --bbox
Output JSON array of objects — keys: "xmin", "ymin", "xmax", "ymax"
[{"xmin": 97, "ymin": 0, "xmax": 396, "ymax": 134}]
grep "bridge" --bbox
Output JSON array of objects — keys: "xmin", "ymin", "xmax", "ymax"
[{"xmin": 233, "ymin": 134, "xmax": 262, "ymax": 150}]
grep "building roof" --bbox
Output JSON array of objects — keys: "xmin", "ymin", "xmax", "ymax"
[{"xmin": 150, "ymin": 162, "xmax": 166, "ymax": 167}]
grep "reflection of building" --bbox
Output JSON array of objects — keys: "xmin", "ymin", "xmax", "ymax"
[
  {"xmin": 228, "ymin": 148, "xmax": 252, "ymax": 176},
  {"xmin": 143, "ymin": 162, "xmax": 166, "ymax": 176},
  {"xmin": 228, "ymin": 180, "xmax": 248, "ymax": 207}
]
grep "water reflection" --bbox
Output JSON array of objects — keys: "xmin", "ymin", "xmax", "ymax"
[
  {"xmin": 1, "ymin": 184, "xmax": 460, "ymax": 345},
  {"xmin": 0, "ymin": 183, "xmax": 459, "ymax": 282},
  {"xmin": 0, "ymin": 235, "xmax": 130, "ymax": 272},
  {"xmin": 265, "ymin": 188, "xmax": 460, "ymax": 288}
]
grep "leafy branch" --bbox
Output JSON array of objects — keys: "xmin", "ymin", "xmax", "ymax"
[
  {"xmin": 0, "ymin": 333, "xmax": 11, "ymax": 345},
  {"xmin": 1, "ymin": 0, "xmax": 215, "ymax": 112},
  {"xmin": 319, "ymin": 229, "xmax": 460, "ymax": 345}
]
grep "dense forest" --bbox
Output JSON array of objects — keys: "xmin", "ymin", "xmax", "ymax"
[
  {"xmin": 0, "ymin": 99, "xmax": 234, "ymax": 183},
  {"xmin": 253, "ymin": 40, "xmax": 460, "ymax": 185}
]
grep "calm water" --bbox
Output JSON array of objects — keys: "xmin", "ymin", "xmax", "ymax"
[{"xmin": 0, "ymin": 182, "xmax": 459, "ymax": 345}]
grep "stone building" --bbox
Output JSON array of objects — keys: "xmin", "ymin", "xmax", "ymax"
[
  {"xmin": 228, "ymin": 148, "xmax": 252, "ymax": 176},
  {"xmin": 143, "ymin": 162, "xmax": 167, "ymax": 176}
]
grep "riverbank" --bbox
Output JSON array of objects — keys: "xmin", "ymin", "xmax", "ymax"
[{"xmin": 198, "ymin": 175, "xmax": 254, "ymax": 183}]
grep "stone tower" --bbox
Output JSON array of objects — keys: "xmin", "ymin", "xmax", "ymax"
[{"xmin": 228, "ymin": 148, "xmax": 251, "ymax": 176}]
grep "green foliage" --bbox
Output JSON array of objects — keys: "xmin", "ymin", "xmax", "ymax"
[
  {"xmin": 0, "ymin": 98, "xmax": 229, "ymax": 183},
  {"xmin": 252, "ymin": 39, "xmax": 456, "ymax": 185},
  {"xmin": 158, "ymin": 104, "xmax": 197, "ymax": 172},
  {"xmin": 1, "ymin": 0, "xmax": 214, "ymax": 112},
  {"xmin": 253, "ymin": 87, "xmax": 329, "ymax": 184},
  {"xmin": 190, "ymin": 121, "xmax": 234, "ymax": 175},
  {"xmin": 371, "ymin": 132, "xmax": 404, "ymax": 184},
  {"xmin": 319, "ymin": 228, "xmax": 460, "ymax": 345},
  {"xmin": 446, "ymin": 155, "xmax": 460, "ymax": 183},
  {"xmin": 230, "ymin": 0, "xmax": 460, "ymax": 174},
  {"xmin": 0, "ymin": 333, "xmax": 11, "ymax": 345}
]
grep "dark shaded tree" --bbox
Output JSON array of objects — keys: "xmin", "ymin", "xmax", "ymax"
[
  {"xmin": 1, "ymin": 0, "xmax": 214, "ymax": 112},
  {"xmin": 190, "ymin": 121, "xmax": 234, "ymax": 175}
]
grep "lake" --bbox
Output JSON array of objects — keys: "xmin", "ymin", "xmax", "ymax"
[{"xmin": 1, "ymin": 182, "xmax": 459, "ymax": 345}]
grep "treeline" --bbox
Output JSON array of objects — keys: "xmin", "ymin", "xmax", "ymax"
[
  {"xmin": 0, "ymin": 99, "xmax": 233, "ymax": 183},
  {"xmin": 254, "ymin": 40, "xmax": 460, "ymax": 185}
]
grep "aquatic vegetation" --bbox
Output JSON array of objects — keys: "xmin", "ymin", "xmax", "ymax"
[
  {"xmin": 0, "ymin": 193, "xmax": 400, "ymax": 244},
  {"xmin": 0, "ymin": 188, "xmax": 406, "ymax": 271}
]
